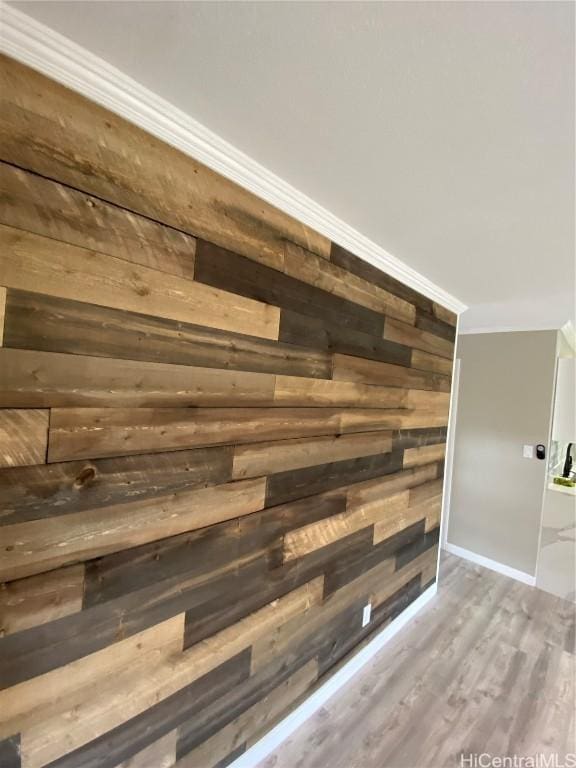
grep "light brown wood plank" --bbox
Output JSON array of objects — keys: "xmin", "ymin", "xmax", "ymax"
[
  {"xmin": 383, "ymin": 317, "xmax": 454, "ymax": 360},
  {"xmin": 433, "ymin": 302, "xmax": 458, "ymax": 326},
  {"xmin": 0, "ymin": 55, "xmax": 330, "ymax": 271},
  {"xmin": 4, "ymin": 579, "xmax": 322, "ymax": 767},
  {"xmin": 333, "ymin": 353, "xmax": 451, "ymax": 392},
  {"xmin": 404, "ymin": 389, "xmax": 451, "ymax": 412},
  {"xmin": 119, "ymin": 731, "xmax": 177, "ymax": 768},
  {"xmin": 0, "ymin": 564, "xmax": 84, "ymax": 636},
  {"xmin": 403, "ymin": 443, "xmax": 447, "ymax": 469},
  {"xmin": 179, "ymin": 660, "xmax": 318, "ymax": 768},
  {"xmin": 232, "ymin": 431, "xmax": 393, "ymax": 480},
  {"xmin": 0, "ymin": 224, "xmax": 280, "ymax": 340},
  {"xmin": 0, "ymin": 409, "xmax": 48, "ymax": 468},
  {"xmin": 0, "ymin": 477, "xmax": 266, "ymax": 582},
  {"xmin": 346, "ymin": 464, "xmax": 439, "ymax": 510},
  {"xmin": 0, "ymin": 162, "xmax": 197, "ymax": 280},
  {"xmin": 284, "ymin": 490, "xmax": 410, "ymax": 561},
  {"xmin": 283, "ymin": 241, "xmax": 416, "ymax": 325},
  {"xmin": 0, "ymin": 614, "xmax": 185, "ymax": 762},
  {"xmin": 372, "ymin": 547, "xmax": 438, "ymax": 606},
  {"xmin": 411, "ymin": 349, "xmax": 453, "ymax": 376},
  {"xmin": 274, "ymin": 375, "xmax": 407, "ymax": 409},
  {"xmin": 0, "ymin": 348, "xmax": 276, "ymax": 408},
  {"xmin": 373, "ymin": 480, "xmax": 443, "ymax": 544}
]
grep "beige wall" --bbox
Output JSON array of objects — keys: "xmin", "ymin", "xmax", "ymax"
[{"xmin": 447, "ymin": 331, "xmax": 557, "ymax": 576}]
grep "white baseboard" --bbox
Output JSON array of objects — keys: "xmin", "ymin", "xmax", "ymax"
[
  {"xmin": 443, "ymin": 542, "xmax": 536, "ymax": 586},
  {"xmin": 229, "ymin": 583, "xmax": 437, "ymax": 768}
]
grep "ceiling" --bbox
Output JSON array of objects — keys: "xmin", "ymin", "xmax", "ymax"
[{"xmin": 10, "ymin": 1, "xmax": 575, "ymax": 331}]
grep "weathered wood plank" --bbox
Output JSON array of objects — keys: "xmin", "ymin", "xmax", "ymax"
[
  {"xmin": 2, "ymin": 579, "xmax": 322, "ymax": 766},
  {"xmin": 333, "ymin": 353, "xmax": 451, "ymax": 392},
  {"xmin": 395, "ymin": 526, "xmax": 440, "ymax": 570},
  {"xmin": 415, "ymin": 310, "xmax": 456, "ymax": 343},
  {"xmin": 0, "ymin": 734, "xmax": 20, "ymax": 768},
  {"xmin": 0, "ymin": 56, "xmax": 330, "ymax": 269},
  {"xmin": 329, "ymin": 243, "xmax": 435, "ymax": 315},
  {"xmin": 194, "ymin": 240, "xmax": 385, "ymax": 338},
  {"xmin": 274, "ymin": 375, "xmax": 407, "ymax": 409},
  {"xmin": 283, "ymin": 241, "xmax": 416, "ymax": 324},
  {"xmin": 232, "ymin": 431, "xmax": 393, "ymax": 480},
  {"xmin": 0, "ymin": 445, "xmax": 233, "ymax": 527},
  {"xmin": 403, "ymin": 443, "xmax": 446, "ymax": 468},
  {"xmin": 0, "ymin": 614, "xmax": 185, "ymax": 752},
  {"xmin": 411, "ymin": 348, "xmax": 453, "ymax": 376},
  {"xmin": 0, "ymin": 348, "xmax": 276, "ymax": 408},
  {"xmin": 0, "ymin": 161, "xmax": 197, "ymax": 279},
  {"xmin": 384, "ymin": 317, "xmax": 454, "ymax": 360},
  {"xmin": 284, "ymin": 490, "xmax": 409, "ymax": 561},
  {"xmin": 345, "ymin": 463, "xmax": 439, "ymax": 511},
  {"xmin": 393, "ymin": 426, "xmax": 447, "ymax": 450},
  {"xmin": 47, "ymin": 407, "xmax": 357, "ymax": 462},
  {"xmin": 4, "ymin": 289, "xmax": 331, "ymax": 380},
  {"xmin": 0, "ymin": 565, "xmax": 84, "ymax": 636},
  {"xmin": 45, "ymin": 652, "xmax": 250, "ymax": 768},
  {"xmin": 0, "ymin": 224, "xmax": 280, "ymax": 340},
  {"xmin": 117, "ymin": 731, "xmax": 177, "ymax": 768},
  {"xmin": 0, "ymin": 477, "xmax": 266, "ymax": 582},
  {"xmin": 177, "ymin": 660, "xmax": 317, "ymax": 768},
  {"xmin": 266, "ymin": 450, "xmax": 404, "ymax": 507},
  {"xmin": 339, "ymin": 408, "xmax": 449, "ymax": 433},
  {"xmin": 279, "ymin": 308, "xmax": 412, "ymax": 367},
  {"xmin": 433, "ymin": 302, "xmax": 458, "ymax": 326},
  {"xmin": 0, "ymin": 409, "xmax": 48, "ymax": 468}
]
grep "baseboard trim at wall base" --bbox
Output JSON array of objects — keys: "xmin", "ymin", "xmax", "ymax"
[
  {"xmin": 443, "ymin": 542, "xmax": 536, "ymax": 586},
  {"xmin": 0, "ymin": 4, "xmax": 466, "ymax": 315},
  {"xmin": 229, "ymin": 583, "xmax": 437, "ymax": 768}
]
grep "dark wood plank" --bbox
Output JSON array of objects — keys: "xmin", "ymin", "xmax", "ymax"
[
  {"xmin": 322, "ymin": 520, "xmax": 426, "ymax": 597},
  {"xmin": 0, "ymin": 56, "xmax": 330, "ymax": 270},
  {"xmin": 194, "ymin": 240, "xmax": 385, "ymax": 338},
  {"xmin": 47, "ymin": 407, "xmax": 344, "ymax": 462},
  {"xmin": 279, "ymin": 308, "xmax": 412, "ymax": 367},
  {"xmin": 330, "ymin": 243, "xmax": 434, "ymax": 315},
  {"xmin": 395, "ymin": 526, "xmax": 441, "ymax": 570},
  {"xmin": 333, "ymin": 352, "xmax": 451, "ymax": 392},
  {"xmin": 415, "ymin": 309, "xmax": 456, "ymax": 343},
  {"xmin": 0, "ymin": 735, "xmax": 20, "ymax": 768},
  {"xmin": 265, "ymin": 450, "xmax": 404, "ymax": 507},
  {"xmin": 44, "ymin": 651, "xmax": 251, "ymax": 768},
  {"xmin": 0, "ymin": 446, "xmax": 233, "ymax": 526},
  {"xmin": 0, "ymin": 161, "xmax": 197, "ymax": 279},
  {"xmin": 3, "ymin": 289, "xmax": 332, "ymax": 380}
]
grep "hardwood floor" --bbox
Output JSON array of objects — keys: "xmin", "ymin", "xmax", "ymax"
[{"xmin": 256, "ymin": 553, "xmax": 576, "ymax": 768}]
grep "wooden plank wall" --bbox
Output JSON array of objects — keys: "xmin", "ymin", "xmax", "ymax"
[{"xmin": 0, "ymin": 54, "xmax": 457, "ymax": 768}]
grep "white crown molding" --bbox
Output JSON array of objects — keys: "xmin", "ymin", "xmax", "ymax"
[
  {"xmin": 459, "ymin": 323, "xmax": 565, "ymax": 335},
  {"xmin": 0, "ymin": 3, "xmax": 467, "ymax": 314}
]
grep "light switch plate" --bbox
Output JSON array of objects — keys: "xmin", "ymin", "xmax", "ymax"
[
  {"xmin": 362, "ymin": 603, "xmax": 372, "ymax": 627},
  {"xmin": 523, "ymin": 445, "xmax": 534, "ymax": 459}
]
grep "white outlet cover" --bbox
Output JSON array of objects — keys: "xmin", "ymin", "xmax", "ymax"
[
  {"xmin": 362, "ymin": 603, "xmax": 372, "ymax": 627},
  {"xmin": 523, "ymin": 445, "xmax": 534, "ymax": 459}
]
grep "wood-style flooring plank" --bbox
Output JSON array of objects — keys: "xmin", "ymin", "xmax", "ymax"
[
  {"xmin": 0, "ymin": 224, "xmax": 280, "ymax": 340},
  {"xmin": 0, "ymin": 408, "xmax": 48, "ymax": 467}
]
